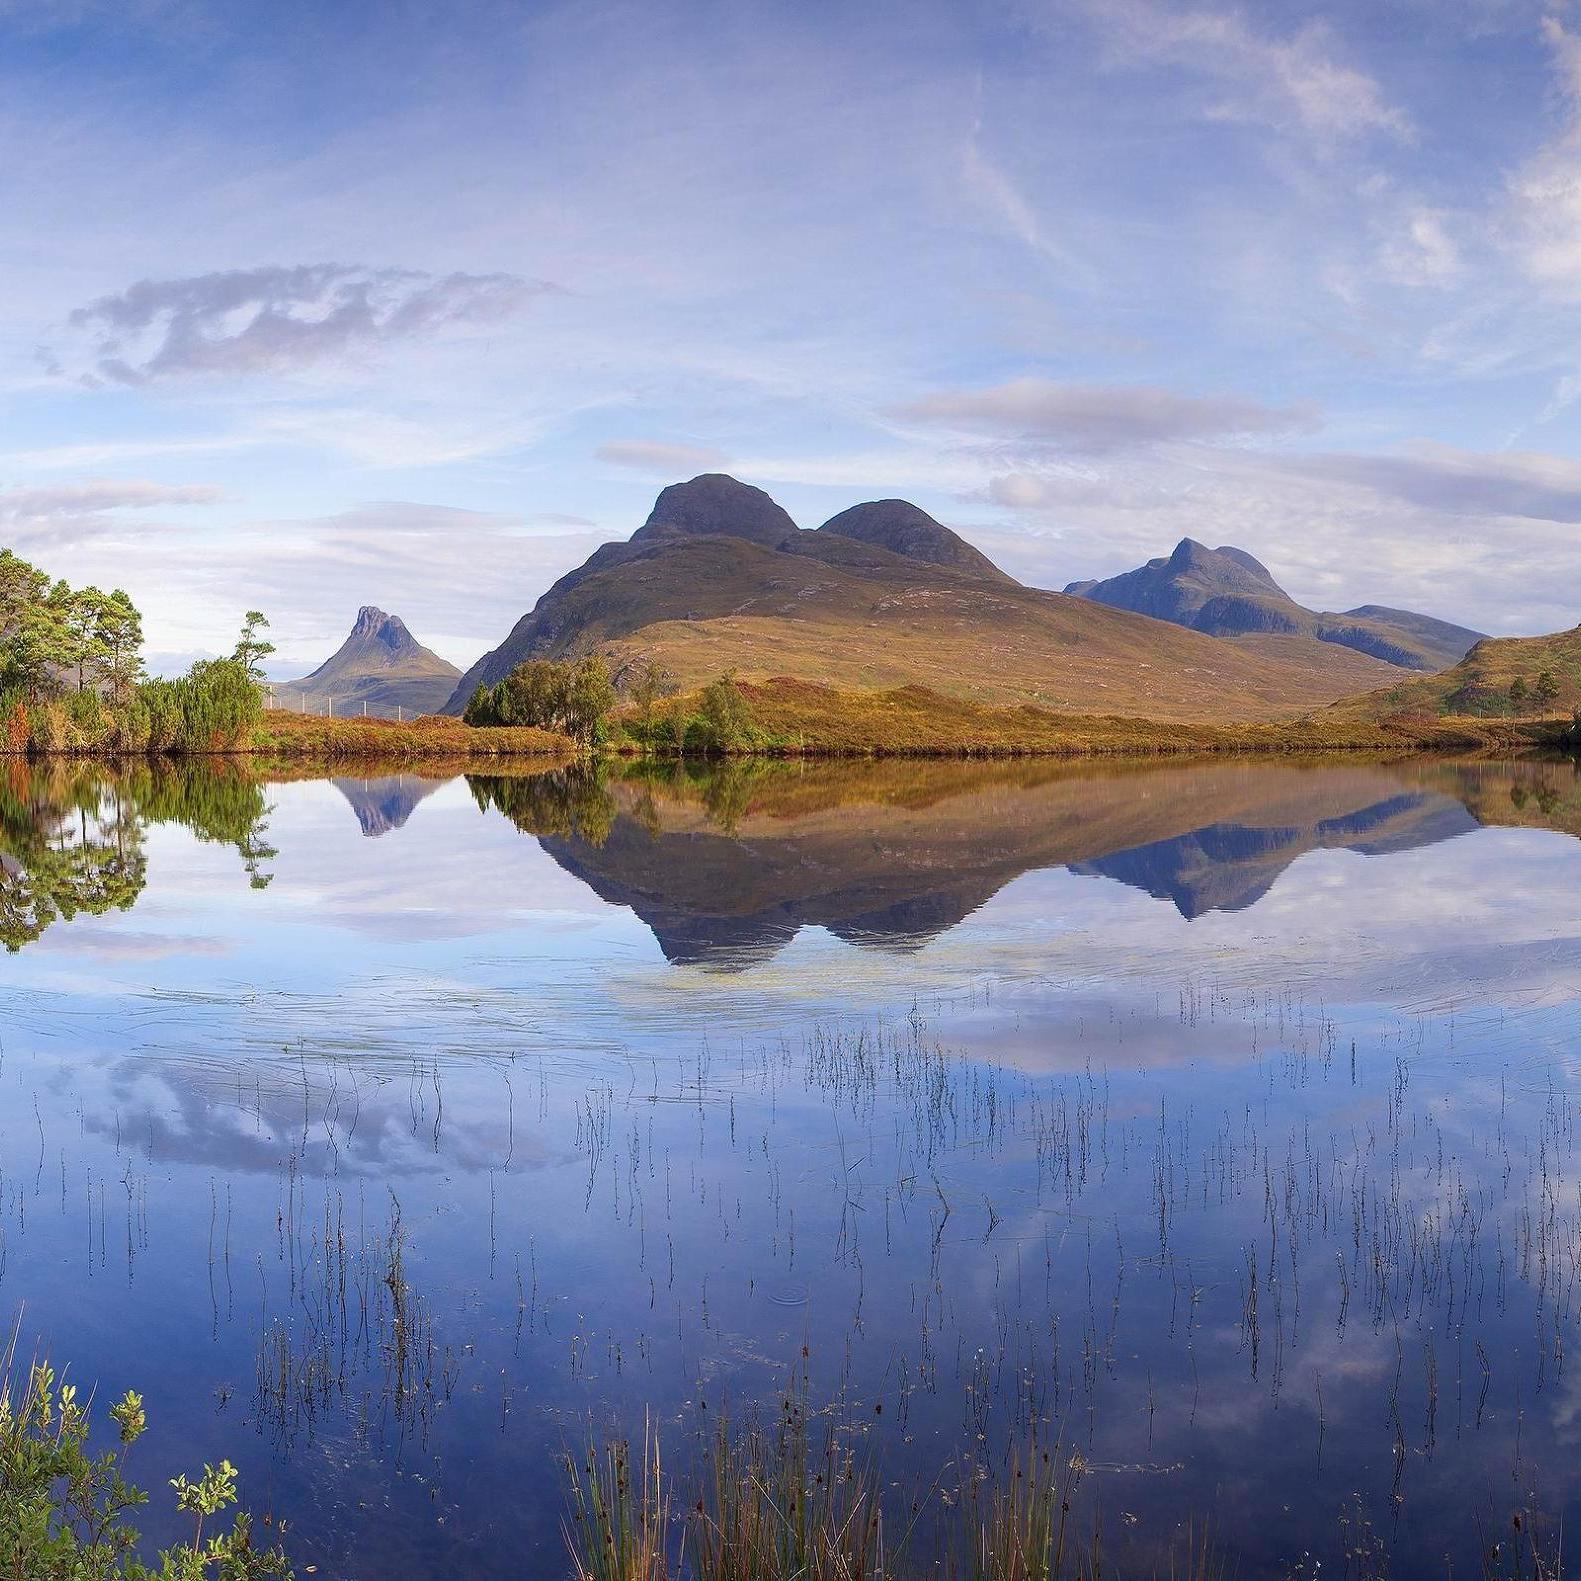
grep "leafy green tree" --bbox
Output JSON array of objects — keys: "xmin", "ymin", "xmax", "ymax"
[
  {"xmin": 0, "ymin": 549, "xmax": 49, "ymax": 630},
  {"xmin": 1509, "ymin": 676, "xmax": 1529, "ymax": 714},
  {"xmin": 693, "ymin": 670, "xmax": 754, "ymax": 754},
  {"xmin": 499, "ymin": 659, "xmax": 569, "ymax": 729},
  {"xmin": 1534, "ymin": 669, "xmax": 1561, "ymax": 710},
  {"xmin": 565, "ymin": 655, "xmax": 616, "ymax": 744},
  {"xmin": 629, "ymin": 659, "xmax": 677, "ymax": 747},
  {"xmin": 232, "ymin": 612, "xmax": 275, "ymax": 687},
  {"xmin": 64, "ymin": 586, "xmax": 112, "ymax": 691},
  {"xmin": 99, "ymin": 590, "xmax": 146, "ymax": 698},
  {"xmin": 465, "ymin": 657, "xmax": 617, "ymax": 743},
  {"xmin": 462, "ymin": 684, "xmax": 498, "ymax": 727},
  {"xmin": 6, "ymin": 594, "xmax": 75, "ymax": 700}
]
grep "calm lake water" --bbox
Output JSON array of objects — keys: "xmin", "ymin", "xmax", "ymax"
[{"xmin": 4, "ymin": 753, "xmax": 1581, "ymax": 1577}]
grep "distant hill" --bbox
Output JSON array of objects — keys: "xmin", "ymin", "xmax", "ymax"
[
  {"xmin": 282, "ymin": 607, "xmax": 461, "ymax": 719},
  {"xmin": 443, "ymin": 475, "xmax": 1403, "ymax": 723},
  {"xmin": 1339, "ymin": 624, "xmax": 1581, "ymax": 721},
  {"xmin": 1064, "ymin": 539, "xmax": 1483, "ymax": 671}
]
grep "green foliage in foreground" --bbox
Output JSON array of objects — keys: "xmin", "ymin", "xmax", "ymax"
[
  {"xmin": 617, "ymin": 668, "xmax": 774, "ymax": 757},
  {"xmin": 0, "ymin": 1358, "xmax": 290, "ymax": 1580}
]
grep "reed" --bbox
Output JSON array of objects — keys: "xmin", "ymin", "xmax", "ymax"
[{"xmin": 566, "ymin": 1421, "xmax": 673, "ymax": 1581}]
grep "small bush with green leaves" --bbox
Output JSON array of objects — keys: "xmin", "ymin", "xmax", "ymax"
[{"xmin": 0, "ymin": 1356, "xmax": 291, "ymax": 1580}]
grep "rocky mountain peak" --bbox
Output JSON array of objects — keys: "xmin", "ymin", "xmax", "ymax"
[{"xmin": 633, "ymin": 473, "xmax": 798, "ymax": 549}]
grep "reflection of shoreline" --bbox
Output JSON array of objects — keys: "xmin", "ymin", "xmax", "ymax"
[
  {"xmin": 523, "ymin": 757, "xmax": 1579, "ymax": 964},
  {"xmin": 6, "ymin": 755, "xmax": 1581, "ymax": 962}
]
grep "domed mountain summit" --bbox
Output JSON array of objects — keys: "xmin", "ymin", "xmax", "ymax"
[{"xmin": 441, "ymin": 473, "xmax": 1460, "ymax": 723}]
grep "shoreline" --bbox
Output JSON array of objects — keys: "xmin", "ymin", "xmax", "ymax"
[{"xmin": 0, "ymin": 688, "xmax": 1570, "ymax": 763}]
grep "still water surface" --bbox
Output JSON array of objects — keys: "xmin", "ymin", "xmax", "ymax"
[{"xmin": 4, "ymin": 754, "xmax": 1581, "ymax": 1576}]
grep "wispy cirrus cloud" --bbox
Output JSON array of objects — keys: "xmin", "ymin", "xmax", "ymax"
[
  {"xmin": 1274, "ymin": 442, "xmax": 1581, "ymax": 524},
  {"xmin": 1079, "ymin": 0, "xmax": 1412, "ymax": 146},
  {"xmin": 62, "ymin": 265, "xmax": 559, "ymax": 385},
  {"xmin": 892, "ymin": 377, "xmax": 1319, "ymax": 452}
]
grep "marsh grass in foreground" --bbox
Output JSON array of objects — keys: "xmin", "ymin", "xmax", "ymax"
[
  {"xmin": 563, "ymin": 1379, "xmax": 1566, "ymax": 1581},
  {"xmin": 564, "ymin": 1379, "xmax": 1201, "ymax": 1581}
]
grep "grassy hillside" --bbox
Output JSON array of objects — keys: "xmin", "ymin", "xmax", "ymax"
[
  {"xmin": 614, "ymin": 676, "xmax": 1557, "ymax": 757},
  {"xmin": 580, "ymin": 541, "xmax": 1401, "ymax": 722},
  {"xmin": 1336, "ymin": 625, "xmax": 1581, "ymax": 723}
]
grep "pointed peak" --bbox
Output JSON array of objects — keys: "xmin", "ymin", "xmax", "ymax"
[
  {"xmin": 354, "ymin": 604, "xmax": 395, "ymax": 633},
  {"xmin": 1167, "ymin": 538, "xmax": 1215, "ymax": 570}
]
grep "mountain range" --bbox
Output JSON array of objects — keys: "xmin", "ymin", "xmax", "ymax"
[
  {"xmin": 441, "ymin": 474, "xmax": 1458, "ymax": 723},
  {"xmin": 1064, "ymin": 538, "xmax": 1483, "ymax": 670},
  {"xmin": 281, "ymin": 607, "xmax": 461, "ymax": 719}
]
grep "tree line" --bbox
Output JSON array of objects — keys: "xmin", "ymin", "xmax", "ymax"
[
  {"xmin": 0, "ymin": 546, "xmax": 277, "ymax": 755},
  {"xmin": 464, "ymin": 654, "xmax": 762, "ymax": 754}
]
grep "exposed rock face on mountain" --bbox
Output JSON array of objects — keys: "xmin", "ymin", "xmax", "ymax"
[
  {"xmin": 636, "ymin": 473, "xmax": 798, "ymax": 548},
  {"xmin": 1064, "ymin": 539, "xmax": 1483, "ymax": 671},
  {"xmin": 284, "ymin": 607, "xmax": 461, "ymax": 719},
  {"xmin": 442, "ymin": 475, "xmax": 1407, "ymax": 721}
]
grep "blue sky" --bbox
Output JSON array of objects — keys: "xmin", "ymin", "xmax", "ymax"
[{"xmin": 5, "ymin": 0, "xmax": 1581, "ymax": 672}]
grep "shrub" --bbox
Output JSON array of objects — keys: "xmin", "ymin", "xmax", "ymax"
[
  {"xmin": 0, "ymin": 1356, "xmax": 291, "ymax": 1579},
  {"xmin": 466, "ymin": 656, "xmax": 615, "ymax": 744}
]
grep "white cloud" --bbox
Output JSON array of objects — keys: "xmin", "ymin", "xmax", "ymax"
[
  {"xmin": 62, "ymin": 265, "xmax": 559, "ymax": 385},
  {"xmin": 892, "ymin": 377, "xmax": 1319, "ymax": 451},
  {"xmin": 1507, "ymin": 16, "xmax": 1581, "ymax": 300},
  {"xmin": 1379, "ymin": 206, "xmax": 1461, "ymax": 286},
  {"xmin": 0, "ymin": 478, "xmax": 222, "ymax": 521}
]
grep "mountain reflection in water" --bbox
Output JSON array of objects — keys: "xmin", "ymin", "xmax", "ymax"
[
  {"xmin": 474, "ymin": 756, "xmax": 1570, "ymax": 961},
  {"xmin": 4, "ymin": 750, "xmax": 1581, "ymax": 1580},
  {"xmin": 3, "ymin": 753, "xmax": 1577, "ymax": 958}
]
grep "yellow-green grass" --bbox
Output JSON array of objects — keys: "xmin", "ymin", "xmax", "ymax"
[{"xmin": 601, "ymin": 601, "xmax": 1402, "ymax": 724}]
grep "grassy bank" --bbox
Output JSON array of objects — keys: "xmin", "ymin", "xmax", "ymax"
[
  {"xmin": 8, "ymin": 683, "xmax": 1570, "ymax": 765},
  {"xmin": 608, "ymin": 676, "xmax": 1570, "ymax": 759},
  {"xmin": 248, "ymin": 708, "xmax": 574, "ymax": 760}
]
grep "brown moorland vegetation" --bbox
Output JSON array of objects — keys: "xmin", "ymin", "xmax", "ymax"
[
  {"xmin": 250, "ymin": 708, "xmax": 575, "ymax": 760},
  {"xmin": 1335, "ymin": 625, "xmax": 1581, "ymax": 724},
  {"xmin": 616, "ymin": 675, "xmax": 1564, "ymax": 758},
  {"xmin": 595, "ymin": 589, "xmax": 1402, "ymax": 723}
]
